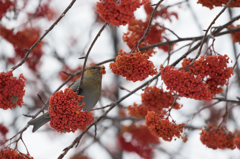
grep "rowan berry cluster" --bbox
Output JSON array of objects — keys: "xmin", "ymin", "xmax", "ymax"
[
  {"xmin": 161, "ymin": 55, "xmax": 233, "ymax": 101},
  {"xmin": 123, "ymin": 20, "xmax": 167, "ymax": 54},
  {"xmin": 59, "ymin": 65, "xmax": 84, "ymax": 84},
  {"xmin": 228, "ymin": 25, "xmax": 240, "ymax": 44},
  {"xmin": 182, "ymin": 55, "xmax": 233, "ymax": 95},
  {"xmin": 27, "ymin": 4, "xmax": 56, "ymax": 21},
  {"xmin": 200, "ymin": 124, "xmax": 236, "ymax": 149},
  {"xmin": 109, "ymin": 49, "xmax": 157, "ymax": 82},
  {"xmin": 142, "ymin": 86, "xmax": 181, "ymax": 110},
  {"xmin": 96, "ymin": 0, "xmax": 148, "ymax": 26},
  {"xmin": 118, "ymin": 124, "xmax": 160, "ymax": 159},
  {"xmin": 0, "ymin": 71, "xmax": 26, "ymax": 110},
  {"xmin": 48, "ymin": 88, "xmax": 94, "ymax": 133},
  {"xmin": 145, "ymin": 111, "xmax": 185, "ymax": 141},
  {"xmin": 0, "ymin": 147, "xmax": 33, "ymax": 159},
  {"xmin": 122, "ymin": 3, "xmax": 177, "ymax": 54},
  {"xmin": 144, "ymin": 3, "xmax": 178, "ymax": 22},
  {"xmin": 197, "ymin": 0, "xmax": 240, "ymax": 9},
  {"xmin": 161, "ymin": 65, "xmax": 213, "ymax": 100},
  {"xmin": 128, "ymin": 103, "xmax": 149, "ymax": 119},
  {"xmin": 128, "ymin": 86, "xmax": 181, "ymax": 119},
  {"xmin": 234, "ymin": 135, "xmax": 240, "ymax": 150},
  {"xmin": 0, "ymin": 26, "xmax": 43, "ymax": 71}
]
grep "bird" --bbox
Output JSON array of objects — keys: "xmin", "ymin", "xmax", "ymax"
[{"xmin": 28, "ymin": 65, "xmax": 105, "ymax": 132}]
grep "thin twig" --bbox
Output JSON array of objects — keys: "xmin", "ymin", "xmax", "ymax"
[
  {"xmin": 11, "ymin": 0, "xmax": 77, "ymax": 71},
  {"xmin": 162, "ymin": 42, "xmax": 193, "ymax": 66},
  {"xmin": 213, "ymin": 97, "xmax": 240, "ymax": 104},
  {"xmin": 158, "ymin": 25, "xmax": 181, "ymax": 39},
  {"xmin": 137, "ymin": 0, "xmax": 164, "ymax": 50},
  {"xmin": 186, "ymin": 1, "xmax": 202, "ymax": 34},
  {"xmin": 77, "ymin": 22, "xmax": 108, "ymax": 93},
  {"xmin": 57, "ymin": 40, "xmax": 205, "ymax": 157},
  {"xmin": 140, "ymin": 24, "xmax": 240, "ymax": 51},
  {"xmin": 194, "ymin": 0, "xmax": 233, "ymax": 60},
  {"xmin": 233, "ymin": 53, "xmax": 240, "ymax": 70},
  {"xmin": 193, "ymin": 101, "xmax": 221, "ymax": 117}
]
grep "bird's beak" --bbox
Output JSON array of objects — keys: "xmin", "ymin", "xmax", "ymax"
[{"xmin": 100, "ymin": 65, "xmax": 106, "ymax": 74}]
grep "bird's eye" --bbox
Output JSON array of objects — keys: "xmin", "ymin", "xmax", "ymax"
[{"xmin": 92, "ymin": 67, "xmax": 97, "ymax": 69}]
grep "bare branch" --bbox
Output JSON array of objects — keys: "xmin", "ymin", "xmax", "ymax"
[
  {"xmin": 77, "ymin": 22, "xmax": 108, "ymax": 94},
  {"xmin": 195, "ymin": 0, "xmax": 234, "ymax": 60},
  {"xmin": 137, "ymin": 0, "xmax": 164, "ymax": 50},
  {"xmin": 11, "ymin": 0, "xmax": 77, "ymax": 71}
]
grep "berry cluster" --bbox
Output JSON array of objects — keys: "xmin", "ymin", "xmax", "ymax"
[
  {"xmin": 182, "ymin": 55, "xmax": 233, "ymax": 95},
  {"xmin": 228, "ymin": 25, "xmax": 240, "ymax": 44},
  {"xmin": 123, "ymin": 3, "xmax": 178, "ymax": 54},
  {"xmin": 145, "ymin": 111, "xmax": 185, "ymax": 141},
  {"xmin": 144, "ymin": 3, "xmax": 178, "ymax": 22},
  {"xmin": 0, "ymin": 71, "xmax": 26, "ymax": 110},
  {"xmin": 128, "ymin": 103, "xmax": 149, "ymax": 119},
  {"xmin": 123, "ymin": 20, "xmax": 168, "ymax": 54},
  {"xmin": 0, "ymin": 147, "xmax": 33, "ymax": 159},
  {"xmin": 69, "ymin": 153, "xmax": 91, "ymax": 159},
  {"xmin": 200, "ymin": 124, "xmax": 236, "ymax": 149},
  {"xmin": 59, "ymin": 65, "xmax": 84, "ymax": 84},
  {"xmin": 96, "ymin": 0, "xmax": 148, "ymax": 26},
  {"xmin": 49, "ymin": 88, "xmax": 94, "ymax": 133},
  {"xmin": 161, "ymin": 55, "xmax": 233, "ymax": 101},
  {"xmin": 110, "ymin": 49, "xmax": 157, "ymax": 82},
  {"xmin": 142, "ymin": 86, "xmax": 181, "ymax": 110},
  {"xmin": 197, "ymin": 0, "xmax": 240, "ymax": 9},
  {"xmin": 118, "ymin": 124, "xmax": 160, "ymax": 159},
  {"xmin": 234, "ymin": 135, "xmax": 240, "ymax": 150},
  {"xmin": 0, "ymin": 26, "xmax": 43, "ymax": 71}
]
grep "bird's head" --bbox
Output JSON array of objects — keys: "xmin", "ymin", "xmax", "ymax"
[{"xmin": 84, "ymin": 65, "xmax": 105, "ymax": 79}]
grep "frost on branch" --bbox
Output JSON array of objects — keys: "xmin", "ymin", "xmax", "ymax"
[
  {"xmin": 49, "ymin": 88, "xmax": 94, "ymax": 133},
  {"xmin": 0, "ymin": 71, "xmax": 26, "ymax": 110},
  {"xmin": 110, "ymin": 49, "xmax": 157, "ymax": 82}
]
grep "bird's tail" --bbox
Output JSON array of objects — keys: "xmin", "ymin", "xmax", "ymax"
[{"xmin": 28, "ymin": 112, "xmax": 51, "ymax": 132}]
